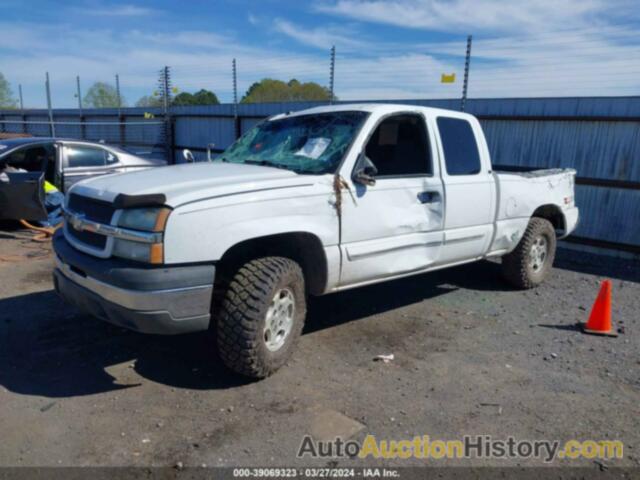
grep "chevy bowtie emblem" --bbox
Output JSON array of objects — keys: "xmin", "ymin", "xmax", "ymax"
[{"xmin": 69, "ymin": 212, "xmax": 86, "ymax": 230}]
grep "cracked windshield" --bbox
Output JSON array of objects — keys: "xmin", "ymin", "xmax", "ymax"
[{"xmin": 219, "ymin": 111, "xmax": 368, "ymax": 174}]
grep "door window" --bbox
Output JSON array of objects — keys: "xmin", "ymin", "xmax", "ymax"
[
  {"xmin": 65, "ymin": 145, "xmax": 111, "ymax": 168},
  {"xmin": 437, "ymin": 117, "xmax": 481, "ymax": 175},
  {"xmin": 105, "ymin": 151, "xmax": 118, "ymax": 164},
  {"xmin": 364, "ymin": 114, "xmax": 432, "ymax": 177},
  {"xmin": 3, "ymin": 144, "xmax": 56, "ymax": 183},
  {"xmin": 4, "ymin": 144, "xmax": 55, "ymax": 172}
]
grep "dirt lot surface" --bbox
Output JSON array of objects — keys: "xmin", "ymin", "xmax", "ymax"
[{"xmin": 0, "ymin": 227, "xmax": 638, "ymax": 469}]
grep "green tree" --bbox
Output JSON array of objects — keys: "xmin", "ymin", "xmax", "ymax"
[
  {"xmin": 83, "ymin": 82, "xmax": 126, "ymax": 108},
  {"xmin": 241, "ymin": 78, "xmax": 333, "ymax": 103},
  {"xmin": 0, "ymin": 72, "xmax": 17, "ymax": 108},
  {"xmin": 135, "ymin": 95, "xmax": 163, "ymax": 108},
  {"xmin": 172, "ymin": 92, "xmax": 195, "ymax": 106},
  {"xmin": 137, "ymin": 89, "xmax": 220, "ymax": 107},
  {"xmin": 173, "ymin": 89, "xmax": 220, "ymax": 106},
  {"xmin": 192, "ymin": 89, "xmax": 219, "ymax": 105}
]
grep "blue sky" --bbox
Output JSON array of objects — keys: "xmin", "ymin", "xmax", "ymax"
[{"xmin": 1, "ymin": 0, "xmax": 639, "ymax": 107}]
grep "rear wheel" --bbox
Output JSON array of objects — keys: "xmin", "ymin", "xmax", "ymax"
[
  {"xmin": 216, "ymin": 256, "xmax": 306, "ymax": 378},
  {"xmin": 501, "ymin": 217, "xmax": 556, "ymax": 289}
]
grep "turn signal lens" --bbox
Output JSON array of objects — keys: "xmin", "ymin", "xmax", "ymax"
[
  {"xmin": 149, "ymin": 243, "xmax": 164, "ymax": 264},
  {"xmin": 113, "ymin": 238, "xmax": 164, "ymax": 264},
  {"xmin": 153, "ymin": 208, "xmax": 171, "ymax": 232}
]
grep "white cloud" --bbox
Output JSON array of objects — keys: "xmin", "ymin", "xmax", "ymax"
[
  {"xmin": 273, "ymin": 19, "xmax": 365, "ymax": 50},
  {"xmin": 316, "ymin": 0, "xmax": 612, "ymax": 33},
  {"xmin": 76, "ymin": 4, "xmax": 157, "ymax": 16}
]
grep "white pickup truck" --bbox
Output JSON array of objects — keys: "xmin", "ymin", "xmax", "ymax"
[{"xmin": 53, "ymin": 104, "xmax": 579, "ymax": 378}]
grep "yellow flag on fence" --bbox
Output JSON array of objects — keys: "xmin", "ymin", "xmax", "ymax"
[{"xmin": 441, "ymin": 73, "xmax": 456, "ymax": 83}]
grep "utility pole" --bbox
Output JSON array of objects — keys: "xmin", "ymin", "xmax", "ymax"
[
  {"xmin": 329, "ymin": 46, "xmax": 336, "ymax": 105},
  {"xmin": 45, "ymin": 72, "xmax": 55, "ymax": 137},
  {"xmin": 461, "ymin": 35, "xmax": 472, "ymax": 112},
  {"xmin": 232, "ymin": 58, "xmax": 240, "ymax": 138},
  {"xmin": 18, "ymin": 84, "xmax": 24, "ymax": 111}
]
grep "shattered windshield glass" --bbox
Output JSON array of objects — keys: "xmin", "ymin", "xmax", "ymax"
[{"xmin": 219, "ymin": 111, "xmax": 368, "ymax": 174}]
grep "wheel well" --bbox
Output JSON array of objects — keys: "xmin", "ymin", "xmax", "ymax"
[
  {"xmin": 532, "ymin": 204, "xmax": 565, "ymax": 234},
  {"xmin": 216, "ymin": 232, "xmax": 328, "ymax": 296}
]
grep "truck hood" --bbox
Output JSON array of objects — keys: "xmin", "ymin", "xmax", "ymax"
[{"xmin": 70, "ymin": 162, "xmax": 312, "ymax": 208}]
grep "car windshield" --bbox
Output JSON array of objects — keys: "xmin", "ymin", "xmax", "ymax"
[{"xmin": 219, "ymin": 111, "xmax": 368, "ymax": 174}]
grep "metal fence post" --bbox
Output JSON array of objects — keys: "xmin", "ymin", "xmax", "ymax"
[
  {"xmin": 461, "ymin": 35, "xmax": 472, "ymax": 112},
  {"xmin": 232, "ymin": 58, "xmax": 240, "ymax": 139},
  {"xmin": 159, "ymin": 66, "xmax": 174, "ymax": 163},
  {"xmin": 115, "ymin": 74, "xmax": 122, "ymax": 116},
  {"xmin": 45, "ymin": 72, "xmax": 56, "ymax": 137},
  {"xmin": 19, "ymin": 84, "xmax": 26, "ymax": 134},
  {"xmin": 329, "ymin": 45, "xmax": 336, "ymax": 104},
  {"xmin": 161, "ymin": 66, "xmax": 170, "ymax": 116},
  {"xmin": 115, "ymin": 73, "xmax": 125, "ymax": 146},
  {"xmin": 76, "ymin": 76, "xmax": 83, "ymax": 113},
  {"xmin": 76, "ymin": 75, "xmax": 85, "ymax": 139}
]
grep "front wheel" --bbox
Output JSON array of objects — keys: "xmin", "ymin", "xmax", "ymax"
[
  {"xmin": 501, "ymin": 217, "xmax": 556, "ymax": 289},
  {"xmin": 216, "ymin": 256, "xmax": 306, "ymax": 378}
]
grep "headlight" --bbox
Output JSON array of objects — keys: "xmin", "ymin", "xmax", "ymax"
[
  {"xmin": 113, "ymin": 238, "xmax": 164, "ymax": 264},
  {"xmin": 113, "ymin": 207, "xmax": 170, "ymax": 264},
  {"xmin": 118, "ymin": 207, "xmax": 171, "ymax": 232}
]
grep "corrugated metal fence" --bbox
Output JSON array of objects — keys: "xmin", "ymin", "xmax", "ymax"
[{"xmin": 1, "ymin": 97, "xmax": 639, "ymax": 256}]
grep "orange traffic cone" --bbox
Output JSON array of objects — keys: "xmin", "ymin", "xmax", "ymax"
[{"xmin": 582, "ymin": 280, "xmax": 617, "ymax": 337}]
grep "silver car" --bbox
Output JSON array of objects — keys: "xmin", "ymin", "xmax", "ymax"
[{"xmin": 0, "ymin": 137, "xmax": 166, "ymax": 220}]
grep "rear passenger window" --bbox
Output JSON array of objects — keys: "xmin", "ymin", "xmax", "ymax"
[{"xmin": 437, "ymin": 117, "xmax": 481, "ymax": 175}]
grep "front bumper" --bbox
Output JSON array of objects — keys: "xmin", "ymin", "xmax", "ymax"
[{"xmin": 52, "ymin": 231, "xmax": 215, "ymax": 335}]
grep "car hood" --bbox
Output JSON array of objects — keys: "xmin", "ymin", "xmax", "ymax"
[{"xmin": 69, "ymin": 162, "xmax": 313, "ymax": 208}]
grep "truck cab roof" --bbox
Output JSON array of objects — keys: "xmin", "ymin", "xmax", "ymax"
[{"xmin": 273, "ymin": 103, "xmax": 474, "ymax": 120}]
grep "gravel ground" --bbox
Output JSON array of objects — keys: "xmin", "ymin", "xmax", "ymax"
[{"xmin": 0, "ymin": 227, "xmax": 638, "ymax": 469}]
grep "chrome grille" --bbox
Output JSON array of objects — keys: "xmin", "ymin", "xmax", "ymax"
[
  {"xmin": 68, "ymin": 194, "xmax": 115, "ymax": 224},
  {"xmin": 68, "ymin": 226, "xmax": 107, "ymax": 249},
  {"xmin": 66, "ymin": 194, "xmax": 115, "ymax": 251}
]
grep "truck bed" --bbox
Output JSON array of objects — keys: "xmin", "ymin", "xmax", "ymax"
[
  {"xmin": 494, "ymin": 165, "xmax": 573, "ymax": 178},
  {"xmin": 487, "ymin": 167, "xmax": 578, "ymax": 254}
]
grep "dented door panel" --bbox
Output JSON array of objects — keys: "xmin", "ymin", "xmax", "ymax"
[{"xmin": 338, "ymin": 176, "xmax": 445, "ymax": 286}]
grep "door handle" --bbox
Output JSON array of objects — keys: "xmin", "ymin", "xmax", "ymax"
[{"xmin": 417, "ymin": 191, "xmax": 440, "ymax": 204}]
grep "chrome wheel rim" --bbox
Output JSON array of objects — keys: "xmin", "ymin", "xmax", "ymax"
[
  {"xmin": 529, "ymin": 235, "xmax": 548, "ymax": 273},
  {"xmin": 263, "ymin": 288, "xmax": 295, "ymax": 352}
]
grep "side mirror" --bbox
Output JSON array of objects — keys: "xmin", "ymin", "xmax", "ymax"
[
  {"xmin": 182, "ymin": 149, "xmax": 195, "ymax": 163},
  {"xmin": 352, "ymin": 152, "xmax": 377, "ymax": 186}
]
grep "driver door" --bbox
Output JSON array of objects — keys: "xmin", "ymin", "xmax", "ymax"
[{"xmin": 338, "ymin": 113, "xmax": 445, "ymax": 287}]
